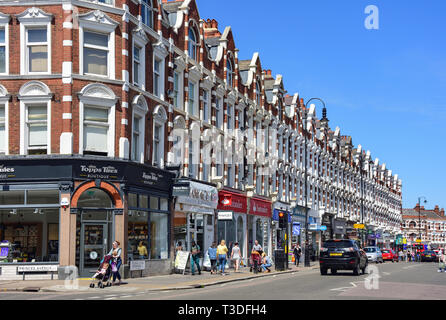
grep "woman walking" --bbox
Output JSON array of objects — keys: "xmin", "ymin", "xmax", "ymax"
[
  {"xmin": 207, "ymin": 242, "xmax": 218, "ymax": 274},
  {"xmin": 108, "ymin": 240, "xmax": 122, "ymax": 285},
  {"xmin": 231, "ymin": 242, "xmax": 242, "ymax": 273},
  {"xmin": 217, "ymin": 240, "xmax": 228, "ymax": 275}
]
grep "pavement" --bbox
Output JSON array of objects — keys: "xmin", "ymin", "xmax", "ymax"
[{"xmin": 0, "ymin": 263, "xmax": 319, "ymax": 293}]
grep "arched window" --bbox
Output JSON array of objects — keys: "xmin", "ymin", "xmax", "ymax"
[
  {"xmin": 255, "ymin": 78, "xmax": 261, "ymax": 106},
  {"xmin": 188, "ymin": 27, "xmax": 198, "ymax": 60},
  {"xmin": 77, "ymin": 188, "xmax": 113, "ymax": 208},
  {"xmin": 141, "ymin": 0, "xmax": 154, "ymax": 28},
  {"xmin": 227, "ymin": 58, "xmax": 233, "ymax": 87}
]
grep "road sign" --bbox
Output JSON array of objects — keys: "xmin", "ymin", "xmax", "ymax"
[{"xmin": 354, "ymin": 224, "xmax": 365, "ymax": 229}]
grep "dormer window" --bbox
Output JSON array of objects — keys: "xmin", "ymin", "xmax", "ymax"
[
  {"xmin": 141, "ymin": 0, "xmax": 154, "ymax": 29},
  {"xmin": 188, "ymin": 27, "xmax": 198, "ymax": 60},
  {"xmin": 227, "ymin": 59, "xmax": 233, "ymax": 87}
]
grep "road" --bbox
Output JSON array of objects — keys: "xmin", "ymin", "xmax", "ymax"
[{"xmin": 1, "ymin": 261, "xmax": 446, "ymax": 300}]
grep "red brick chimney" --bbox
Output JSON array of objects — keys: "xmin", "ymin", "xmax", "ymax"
[
  {"xmin": 203, "ymin": 19, "xmax": 221, "ymax": 38},
  {"xmin": 414, "ymin": 203, "xmax": 420, "ymax": 210},
  {"xmin": 434, "ymin": 205, "xmax": 440, "ymax": 214},
  {"xmin": 441, "ymin": 208, "xmax": 445, "ymax": 217}
]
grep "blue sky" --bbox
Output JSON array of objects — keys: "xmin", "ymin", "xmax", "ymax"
[{"xmin": 196, "ymin": 0, "xmax": 446, "ymax": 210}]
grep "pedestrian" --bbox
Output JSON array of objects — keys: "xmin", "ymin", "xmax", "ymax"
[
  {"xmin": 231, "ymin": 242, "xmax": 242, "ymax": 273},
  {"xmin": 207, "ymin": 242, "xmax": 218, "ymax": 275},
  {"xmin": 398, "ymin": 250, "xmax": 404, "ymax": 262},
  {"xmin": 407, "ymin": 250, "xmax": 411, "ymax": 262},
  {"xmin": 217, "ymin": 240, "xmax": 229, "ymax": 275},
  {"xmin": 108, "ymin": 240, "xmax": 122, "ymax": 286},
  {"xmin": 190, "ymin": 241, "xmax": 201, "ymax": 275},
  {"xmin": 251, "ymin": 240, "xmax": 262, "ymax": 273},
  {"xmin": 176, "ymin": 241, "xmax": 183, "ymax": 252},
  {"xmin": 261, "ymin": 252, "xmax": 272, "ymax": 272},
  {"xmin": 411, "ymin": 251, "xmax": 415, "ymax": 262},
  {"xmin": 293, "ymin": 244, "xmax": 302, "ymax": 267},
  {"xmin": 439, "ymin": 250, "xmax": 446, "ymax": 273},
  {"xmin": 137, "ymin": 241, "xmax": 148, "ymax": 260}
]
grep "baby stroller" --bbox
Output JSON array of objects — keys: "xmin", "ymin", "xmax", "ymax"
[
  {"xmin": 249, "ymin": 251, "xmax": 262, "ymax": 274},
  {"xmin": 90, "ymin": 254, "xmax": 113, "ymax": 288}
]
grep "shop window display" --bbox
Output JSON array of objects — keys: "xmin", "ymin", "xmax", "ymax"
[
  {"xmin": 0, "ymin": 208, "xmax": 59, "ymax": 263},
  {"xmin": 128, "ymin": 210, "xmax": 148, "ymax": 261}
]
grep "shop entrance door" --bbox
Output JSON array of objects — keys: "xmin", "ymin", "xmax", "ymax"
[{"xmin": 80, "ymin": 223, "xmax": 108, "ymax": 277}]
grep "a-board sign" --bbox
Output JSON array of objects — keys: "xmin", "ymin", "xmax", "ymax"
[
  {"xmin": 174, "ymin": 251, "xmax": 190, "ymax": 274},
  {"xmin": 130, "ymin": 260, "xmax": 146, "ymax": 271}
]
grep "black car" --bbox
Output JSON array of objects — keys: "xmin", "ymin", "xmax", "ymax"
[
  {"xmin": 319, "ymin": 239, "xmax": 368, "ymax": 275},
  {"xmin": 420, "ymin": 250, "xmax": 438, "ymax": 262}
]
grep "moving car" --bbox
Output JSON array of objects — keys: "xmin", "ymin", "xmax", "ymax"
[
  {"xmin": 420, "ymin": 250, "xmax": 438, "ymax": 262},
  {"xmin": 319, "ymin": 240, "xmax": 368, "ymax": 276},
  {"xmin": 381, "ymin": 249, "xmax": 398, "ymax": 262},
  {"xmin": 364, "ymin": 246, "xmax": 383, "ymax": 263}
]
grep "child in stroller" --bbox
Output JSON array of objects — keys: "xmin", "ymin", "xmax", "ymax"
[{"xmin": 90, "ymin": 254, "xmax": 113, "ymax": 288}]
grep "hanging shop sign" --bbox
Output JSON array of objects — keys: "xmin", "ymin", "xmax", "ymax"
[
  {"xmin": 292, "ymin": 223, "xmax": 301, "ymax": 236},
  {"xmin": 173, "ymin": 180, "xmax": 218, "ymax": 209},
  {"xmin": 217, "ymin": 211, "xmax": 233, "ymax": 221}
]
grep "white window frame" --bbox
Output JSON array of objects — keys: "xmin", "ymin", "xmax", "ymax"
[
  {"xmin": 18, "ymin": 81, "xmax": 52, "ymax": 155},
  {"xmin": 152, "ymin": 106, "xmax": 167, "ymax": 168},
  {"xmin": 215, "ymin": 96, "xmax": 223, "ymax": 130},
  {"xmin": 131, "ymin": 95, "xmax": 148, "ymax": 163},
  {"xmin": 188, "ymin": 27, "xmax": 198, "ymax": 60},
  {"xmin": 202, "ymin": 89, "xmax": 210, "ymax": 123},
  {"xmin": 0, "ymin": 13, "xmax": 10, "ymax": 75},
  {"xmin": 19, "ymin": 19, "xmax": 51, "ymax": 75},
  {"xmin": 78, "ymin": 10, "xmax": 118, "ymax": 80},
  {"xmin": 0, "ymin": 85, "xmax": 9, "ymax": 154},
  {"xmin": 227, "ymin": 104, "xmax": 234, "ymax": 131},
  {"xmin": 227, "ymin": 58, "xmax": 233, "ymax": 87},
  {"xmin": 141, "ymin": 0, "xmax": 154, "ymax": 29},
  {"xmin": 78, "ymin": 84, "xmax": 117, "ymax": 157},
  {"xmin": 152, "ymin": 45, "xmax": 167, "ymax": 100}
]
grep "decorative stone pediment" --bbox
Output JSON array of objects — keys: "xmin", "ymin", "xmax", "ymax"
[
  {"xmin": 153, "ymin": 105, "xmax": 168, "ymax": 122},
  {"xmin": 78, "ymin": 10, "xmax": 119, "ymax": 32},
  {"xmin": 132, "ymin": 94, "xmax": 149, "ymax": 114},
  {"xmin": 16, "ymin": 7, "xmax": 53, "ymax": 23},
  {"xmin": 18, "ymin": 81, "xmax": 52, "ymax": 100},
  {"xmin": 132, "ymin": 26, "xmax": 149, "ymax": 44},
  {"xmin": 78, "ymin": 83, "xmax": 117, "ymax": 106},
  {"xmin": 153, "ymin": 41, "xmax": 169, "ymax": 58}
]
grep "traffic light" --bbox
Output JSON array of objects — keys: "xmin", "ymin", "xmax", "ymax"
[{"xmin": 278, "ymin": 211, "xmax": 287, "ymax": 229}]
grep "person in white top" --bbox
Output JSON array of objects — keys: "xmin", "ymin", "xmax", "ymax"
[
  {"xmin": 231, "ymin": 242, "xmax": 242, "ymax": 273},
  {"xmin": 438, "ymin": 250, "xmax": 446, "ymax": 273}
]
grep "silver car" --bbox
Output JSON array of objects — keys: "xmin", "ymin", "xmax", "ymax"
[{"xmin": 364, "ymin": 246, "xmax": 383, "ymax": 263}]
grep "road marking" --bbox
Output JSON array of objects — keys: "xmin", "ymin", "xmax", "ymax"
[
  {"xmin": 87, "ymin": 296, "xmax": 101, "ymax": 299},
  {"xmin": 119, "ymin": 295, "xmax": 134, "ymax": 299},
  {"xmin": 382, "ymin": 272, "xmax": 391, "ymax": 275},
  {"xmin": 105, "ymin": 297, "xmax": 117, "ymax": 300},
  {"xmin": 220, "ymin": 284, "xmax": 227, "ymax": 287}
]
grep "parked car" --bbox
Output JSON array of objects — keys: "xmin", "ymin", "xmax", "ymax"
[
  {"xmin": 364, "ymin": 246, "xmax": 383, "ymax": 263},
  {"xmin": 421, "ymin": 250, "xmax": 438, "ymax": 262},
  {"xmin": 381, "ymin": 249, "xmax": 398, "ymax": 262},
  {"xmin": 319, "ymin": 239, "xmax": 368, "ymax": 276}
]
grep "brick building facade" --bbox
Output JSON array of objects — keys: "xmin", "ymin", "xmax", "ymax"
[{"xmin": 0, "ymin": 0, "xmax": 402, "ymax": 279}]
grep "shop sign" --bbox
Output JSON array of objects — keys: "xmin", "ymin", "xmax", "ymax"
[
  {"xmin": 217, "ymin": 191, "xmax": 247, "ymax": 213},
  {"xmin": 354, "ymin": 224, "xmax": 365, "ymax": 229},
  {"xmin": 17, "ymin": 265, "xmax": 58, "ymax": 272},
  {"xmin": 308, "ymin": 223, "xmax": 319, "ymax": 230},
  {"xmin": 250, "ymin": 198, "xmax": 272, "ymax": 217},
  {"xmin": 292, "ymin": 223, "xmax": 301, "ymax": 236},
  {"xmin": 78, "ymin": 164, "xmax": 119, "ymax": 180},
  {"xmin": 174, "ymin": 180, "xmax": 218, "ymax": 209},
  {"xmin": 320, "ymin": 225, "xmax": 327, "ymax": 231},
  {"xmin": 130, "ymin": 260, "xmax": 146, "ymax": 271},
  {"xmin": 218, "ymin": 211, "xmax": 233, "ymax": 221}
]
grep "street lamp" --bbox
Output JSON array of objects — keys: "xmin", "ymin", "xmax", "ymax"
[
  {"xmin": 303, "ymin": 97, "xmax": 326, "ymax": 267},
  {"xmin": 418, "ymin": 196, "xmax": 427, "ymax": 243},
  {"xmin": 356, "ymin": 149, "xmax": 367, "ymax": 248}
]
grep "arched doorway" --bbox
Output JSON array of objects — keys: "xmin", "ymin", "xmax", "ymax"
[{"xmin": 72, "ymin": 182, "xmax": 123, "ymax": 277}]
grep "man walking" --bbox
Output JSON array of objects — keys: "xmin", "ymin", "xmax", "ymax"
[
  {"xmin": 190, "ymin": 241, "xmax": 201, "ymax": 275},
  {"xmin": 293, "ymin": 244, "xmax": 302, "ymax": 267}
]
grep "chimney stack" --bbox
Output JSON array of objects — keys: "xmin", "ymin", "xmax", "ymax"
[
  {"xmin": 441, "ymin": 208, "xmax": 445, "ymax": 217},
  {"xmin": 434, "ymin": 205, "xmax": 440, "ymax": 214}
]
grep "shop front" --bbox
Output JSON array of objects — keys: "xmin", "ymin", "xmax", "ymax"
[
  {"xmin": 248, "ymin": 197, "xmax": 272, "ymax": 257},
  {"xmin": 0, "ymin": 157, "xmax": 174, "ymax": 280},
  {"xmin": 173, "ymin": 179, "xmax": 218, "ymax": 262},
  {"xmin": 217, "ymin": 188, "xmax": 248, "ymax": 259}
]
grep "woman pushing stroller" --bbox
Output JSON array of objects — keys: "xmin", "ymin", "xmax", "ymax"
[{"xmin": 108, "ymin": 240, "xmax": 122, "ymax": 286}]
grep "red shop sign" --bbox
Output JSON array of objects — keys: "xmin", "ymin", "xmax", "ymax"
[
  {"xmin": 249, "ymin": 198, "xmax": 272, "ymax": 217},
  {"xmin": 217, "ymin": 191, "xmax": 247, "ymax": 214}
]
